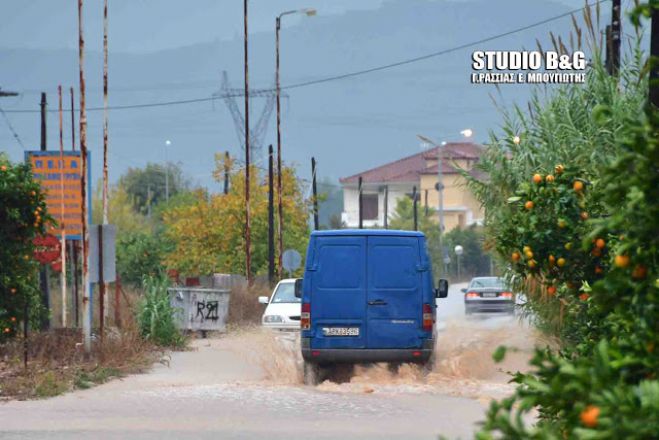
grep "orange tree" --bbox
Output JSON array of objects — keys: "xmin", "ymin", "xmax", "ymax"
[
  {"xmin": 469, "ymin": 5, "xmax": 659, "ymax": 436},
  {"xmin": 0, "ymin": 154, "xmax": 49, "ymax": 341},
  {"xmin": 163, "ymin": 160, "xmax": 310, "ymax": 278}
]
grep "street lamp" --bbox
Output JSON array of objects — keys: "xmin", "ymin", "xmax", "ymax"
[
  {"xmin": 454, "ymin": 244, "xmax": 464, "ymax": 281},
  {"xmin": 416, "ymin": 129, "xmax": 473, "ymax": 277},
  {"xmin": 275, "ymin": 7, "xmax": 316, "ymax": 277},
  {"xmin": 164, "ymin": 140, "xmax": 171, "ymax": 202}
]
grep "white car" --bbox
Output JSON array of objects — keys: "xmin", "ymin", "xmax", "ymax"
[{"xmin": 258, "ymin": 279, "xmax": 301, "ymax": 331}]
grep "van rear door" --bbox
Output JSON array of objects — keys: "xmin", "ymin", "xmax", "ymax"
[
  {"xmin": 366, "ymin": 235, "xmax": 422, "ymax": 349},
  {"xmin": 309, "ymin": 235, "xmax": 367, "ymax": 349}
]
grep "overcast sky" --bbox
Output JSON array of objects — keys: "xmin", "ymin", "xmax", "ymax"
[{"xmin": 1, "ymin": 0, "xmax": 581, "ymax": 53}]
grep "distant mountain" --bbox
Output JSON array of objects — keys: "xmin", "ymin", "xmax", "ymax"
[{"xmin": 0, "ymin": 0, "xmax": 602, "ymax": 191}]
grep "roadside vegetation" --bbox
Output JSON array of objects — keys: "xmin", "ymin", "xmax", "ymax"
[
  {"xmin": 469, "ymin": 4, "xmax": 658, "ymax": 437},
  {"xmin": 389, "ymin": 197, "xmax": 492, "ymax": 281}
]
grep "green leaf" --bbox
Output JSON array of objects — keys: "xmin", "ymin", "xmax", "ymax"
[{"xmin": 492, "ymin": 345, "xmax": 507, "ymax": 363}]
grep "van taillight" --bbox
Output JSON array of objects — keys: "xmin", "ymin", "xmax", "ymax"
[
  {"xmin": 422, "ymin": 303, "xmax": 433, "ymax": 332},
  {"xmin": 301, "ymin": 303, "xmax": 311, "ymax": 330}
]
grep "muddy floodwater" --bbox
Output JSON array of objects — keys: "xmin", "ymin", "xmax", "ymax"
[{"xmin": 0, "ymin": 283, "xmax": 541, "ymax": 439}]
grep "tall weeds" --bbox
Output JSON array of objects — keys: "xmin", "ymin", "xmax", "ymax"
[{"xmin": 136, "ymin": 274, "xmax": 185, "ymax": 348}]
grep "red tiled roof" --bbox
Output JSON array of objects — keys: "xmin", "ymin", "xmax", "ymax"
[{"xmin": 340, "ymin": 142, "xmax": 483, "ymax": 184}]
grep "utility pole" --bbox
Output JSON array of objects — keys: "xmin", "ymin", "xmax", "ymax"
[
  {"xmin": 224, "ymin": 151, "xmax": 230, "ymax": 195},
  {"xmin": 606, "ymin": 0, "xmax": 621, "ymax": 75},
  {"xmin": 437, "ymin": 146, "xmax": 445, "ymax": 277},
  {"xmin": 243, "ymin": 0, "xmax": 251, "ymax": 282},
  {"xmin": 383, "ymin": 185, "xmax": 388, "ymax": 229},
  {"xmin": 275, "ymin": 14, "xmax": 284, "ymax": 278},
  {"xmin": 358, "ymin": 177, "xmax": 363, "ymax": 229},
  {"xmin": 412, "ymin": 186, "xmax": 418, "ymax": 231},
  {"xmin": 40, "ymin": 93, "xmax": 47, "ymax": 149},
  {"xmin": 70, "ymin": 87, "xmax": 75, "ymax": 150},
  {"xmin": 311, "ymin": 157, "xmax": 319, "ymax": 230},
  {"xmin": 39, "ymin": 92, "xmax": 50, "ymax": 330},
  {"xmin": 58, "ymin": 85, "xmax": 67, "ymax": 328},
  {"xmin": 424, "ymin": 189, "xmax": 429, "ymax": 216},
  {"xmin": 69, "ymin": 87, "xmax": 79, "ymax": 328},
  {"xmin": 651, "ymin": 3, "xmax": 659, "ymax": 107},
  {"xmin": 78, "ymin": 0, "xmax": 91, "ymax": 353},
  {"xmin": 268, "ymin": 145, "xmax": 275, "ymax": 284},
  {"xmin": 101, "ymin": 0, "xmax": 110, "ymax": 325},
  {"xmin": 102, "ymin": 0, "xmax": 109, "ymax": 225}
]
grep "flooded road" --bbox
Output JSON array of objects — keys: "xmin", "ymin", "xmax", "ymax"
[{"xmin": 0, "ymin": 283, "xmax": 537, "ymax": 439}]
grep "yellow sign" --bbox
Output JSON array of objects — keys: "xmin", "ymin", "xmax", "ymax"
[{"xmin": 27, "ymin": 151, "xmax": 85, "ymax": 239}]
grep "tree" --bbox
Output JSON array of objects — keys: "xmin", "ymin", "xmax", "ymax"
[
  {"xmin": 118, "ymin": 162, "xmax": 189, "ymax": 214},
  {"xmin": 388, "ymin": 196, "xmax": 490, "ymax": 280},
  {"xmin": 163, "ymin": 164, "xmax": 310, "ymax": 277},
  {"xmin": 474, "ymin": 8, "xmax": 658, "ymax": 436},
  {"xmin": 0, "ymin": 154, "xmax": 48, "ymax": 340}
]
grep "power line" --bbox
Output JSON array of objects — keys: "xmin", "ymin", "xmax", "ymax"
[
  {"xmin": 280, "ymin": 0, "xmax": 611, "ymax": 91},
  {"xmin": 3, "ymin": 0, "xmax": 609, "ymax": 115},
  {"xmin": 0, "ymin": 105, "xmax": 26, "ymax": 149}
]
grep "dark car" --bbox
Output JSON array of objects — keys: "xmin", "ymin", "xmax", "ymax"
[{"xmin": 462, "ymin": 277, "xmax": 514, "ymax": 315}]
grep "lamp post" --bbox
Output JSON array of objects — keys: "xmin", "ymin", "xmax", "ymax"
[
  {"xmin": 275, "ymin": 7, "xmax": 316, "ymax": 277},
  {"xmin": 164, "ymin": 140, "xmax": 171, "ymax": 202},
  {"xmin": 454, "ymin": 244, "xmax": 464, "ymax": 281},
  {"xmin": 417, "ymin": 129, "xmax": 473, "ymax": 277}
]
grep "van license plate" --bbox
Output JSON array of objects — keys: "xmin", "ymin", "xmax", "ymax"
[{"xmin": 322, "ymin": 327, "xmax": 359, "ymax": 336}]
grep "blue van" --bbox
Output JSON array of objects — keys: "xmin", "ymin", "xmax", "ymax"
[{"xmin": 295, "ymin": 229, "xmax": 448, "ymax": 384}]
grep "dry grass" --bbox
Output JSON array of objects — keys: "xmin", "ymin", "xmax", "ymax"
[
  {"xmin": 0, "ymin": 314, "xmax": 161, "ymax": 401},
  {"xmin": 227, "ymin": 280, "xmax": 271, "ymax": 326}
]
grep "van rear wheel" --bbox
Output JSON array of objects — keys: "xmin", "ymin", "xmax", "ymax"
[{"xmin": 303, "ymin": 360, "xmax": 322, "ymax": 385}]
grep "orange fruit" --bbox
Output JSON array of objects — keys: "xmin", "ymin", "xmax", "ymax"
[
  {"xmin": 548, "ymin": 255, "xmax": 556, "ymax": 264},
  {"xmin": 523, "ymin": 246, "xmax": 531, "ymax": 253},
  {"xmin": 573, "ymin": 180, "xmax": 584, "ymax": 192},
  {"xmin": 591, "ymin": 248, "xmax": 602, "ymax": 257},
  {"xmin": 595, "ymin": 238, "xmax": 605, "ymax": 249},
  {"xmin": 528, "ymin": 260, "xmax": 537, "ymax": 269},
  {"xmin": 615, "ymin": 254, "xmax": 630, "ymax": 268},
  {"xmin": 532, "ymin": 174, "xmax": 543, "ymax": 184},
  {"xmin": 525, "ymin": 201, "xmax": 534, "ymax": 210},
  {"xmin": 564, "ymin": 242, "xmax": 572, "ymax": 250},
  {"xmin": 557, "ymin": 258, "xmax": 566, "ymax": 267},
  {"xmin": 10, "ymin": 317, "xmax": 16, "ymax": 322},
  {"xmin": 547, "ymin": 286, "xmax": 557, "ymax": 296},
  {"xmin": 511, "ymin": 252, "xmax": 521, "ymax": 262},
  {"xmin": 594, "ymin": 266, "xmax": 603, "ymax": 274},
  {"xmin": 3, "ymin": 328, "xmax": 10, "ymax": 334},
  {"xmin": 555, "ymin": 164, "xmax": 564, "ymax": 175},
  {"xmin": 580, "ymin": 405, "xmax": 600, "ymax": 428},
  {"xmin": 525, "ymin": 250, "xmax": 534, "ymax": 259},
  {"xmin": 31, "ymin": 190, "xmax": 36, "ymax": 196},
  {"xmin": 579, "ymin": 293, "xmax": 590, "ymax": 301},
  {"xmin": 558, "ymin": 219, "xmax": 567, "ymax": 229},
  {"xmin": 580, "ymin": 211, "xmax": 589, "ymax": 220},
  {"xmin": 10, "ymin": 288, "xmax": 16, "ymax": 294},
  {"xmin": 545, "ymin": 174, "xmax": 555, "ymax": 183},
  {"xmin": 0, "ymin": 165, "xmax": 7, "ymax": 172},
  {"xmin": 632, "ymin": 265, "xmax": 647, "ymax": 280}
]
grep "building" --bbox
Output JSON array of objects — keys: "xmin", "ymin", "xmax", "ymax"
[{"xmin": 339, "ymin": 142, "xmax": 485, "ymax": 230}]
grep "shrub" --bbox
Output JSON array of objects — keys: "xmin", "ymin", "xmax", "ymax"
[
  {"xmin": 116, "ymin": 231, "xmax": 171, "ymax": 286},
  {"xmin": 136, "ymin": 274, "xmax": 185, "ymax": 348}
]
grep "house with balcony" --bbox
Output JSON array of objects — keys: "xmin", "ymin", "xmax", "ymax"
[{"xmin": 339, "ymin": 142, "xmax": 485, "ymax": 230}]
